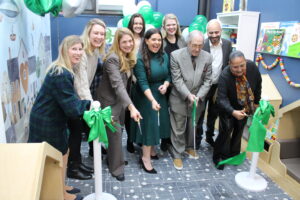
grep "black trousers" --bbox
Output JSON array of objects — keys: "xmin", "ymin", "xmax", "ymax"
[
  {"xmin": 213, "ymin": 114, "xmax": 247, "ymax": 160},
  {"xmin": 196, "ymin": 84, "xmax": 218, "ymax": 145},
  {"xmin": 68, "ymin": 117, "xmax": 90, "ymax": 164}
]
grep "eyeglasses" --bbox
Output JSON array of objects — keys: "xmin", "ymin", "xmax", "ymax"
[{"xmin": 190, "ymin": 44, "xmax": 203, "ymax": 49}]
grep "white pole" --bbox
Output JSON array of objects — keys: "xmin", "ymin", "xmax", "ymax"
[
  {"xmin": 249, "ymin": 152, "xmax": 259, "ymax": 178},
  {"xmin": 93, "ymin": 139, "xmax": 102, "ymax": 198},
  {"xmin": 84, "ymin": 102, "xmax": 116, "ymax": 200}
]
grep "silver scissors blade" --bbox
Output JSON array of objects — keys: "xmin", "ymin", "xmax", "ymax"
[
  {"xmin": 158, "ymin": 111, "xmax": 160, "ymax": 127},
  {"xmin": 137, "ymin": 120, "xmax": 143, "ymax": 135}
]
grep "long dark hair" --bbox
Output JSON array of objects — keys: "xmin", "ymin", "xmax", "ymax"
[
  {"xmin": 127, "ymin": 13, "xmax": 145, "ymax": 37},
  {"xmin": 141, "ymin": 28, "xmax": 164, "ymax": 77}
]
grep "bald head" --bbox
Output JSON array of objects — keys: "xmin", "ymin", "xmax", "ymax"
[
  {"xmin": 206, "ymin": 19, "xmax": 222, "ymax": 45},
  {"xmin": 187, "ymin": 30, "xmax": 204, "ymax": 57}
]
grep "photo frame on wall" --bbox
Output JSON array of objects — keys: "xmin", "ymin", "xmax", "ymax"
[{"xmin": 223, "ymin": 0, "xmax": 234, "ymax": 13}]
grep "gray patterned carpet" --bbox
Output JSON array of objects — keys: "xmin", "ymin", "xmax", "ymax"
[{"xmin": 66, "ymin": 133, "xmax": 292, "ymax": 200}]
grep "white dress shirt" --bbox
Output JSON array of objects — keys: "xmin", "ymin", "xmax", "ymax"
[{"xmin": 209, "ymin": 40, "xmax": 223, "ymax": 84}]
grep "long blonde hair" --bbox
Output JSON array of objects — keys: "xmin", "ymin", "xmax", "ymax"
[
  {"xmin": 81, "ymin": 18, "xmax": 106, "ymax": 55},
  {"xmin": 46, "ymin": 35, "xmax": 83, "ymax": 75},
  {"xmin": 161, "ymin": 13, "xmax": 182, "ymax": 39},
  {"xmin": 106, "ymin": 28, "xmax": 136, "ymax": 72}
]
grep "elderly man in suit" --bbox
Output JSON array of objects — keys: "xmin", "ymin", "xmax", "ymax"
[
  {"xmin": 169, "ymin": 30, "xmax": 212, "ymax": 170},
  {"xmin": 196, "ymin": 19, "xmax": 233, "ymax": 149}
]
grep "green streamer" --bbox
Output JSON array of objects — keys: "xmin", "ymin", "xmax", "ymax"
[
  {"xmin": 83, "ymin": 106, "xmax": 116, "ymax": 148},
  {"xmin": 216, "ymin": 100, "xmax": 274, "ymax": 167},
  {"xmin": 192, "ymin": 100, "xmax": 197, "ymax": 127}
]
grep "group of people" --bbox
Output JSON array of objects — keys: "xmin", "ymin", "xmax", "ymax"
[{"xmin": 27, "ymin": 13, "xmax": 262, "ymax": 200}]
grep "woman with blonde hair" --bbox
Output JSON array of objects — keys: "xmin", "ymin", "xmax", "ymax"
[
  {"xmin": 96, "ymin": 28, "xmax": 142, "ymax": 181},
  {"xmin": 67, "ymin": 18, "xmax": 107, "ymax": 180},
  {"xmin": 161, "ymin": 13, "xmax": 186, "ymax": 57},
  {"xmin": 28, "ymin": 35, "xmax": 92, "ymax": 200}
]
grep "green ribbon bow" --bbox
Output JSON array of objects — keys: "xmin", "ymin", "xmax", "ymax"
[
  {"xmin": 83, "ymin": 106, "xmax": 116, "ymax": 148},
  {"xmin": 217, "ymin": 100, "xmax": 275, "ymax": 167}
]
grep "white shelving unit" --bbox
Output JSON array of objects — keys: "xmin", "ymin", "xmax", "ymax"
[{"xmin": 217, "ymin": 11, "xmax": 260, "ymax": 60}]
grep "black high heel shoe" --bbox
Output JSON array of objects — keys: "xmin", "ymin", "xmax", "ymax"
[{"xmin": 139, "ymin": 158, "xmax": 157, "ymax": 174}]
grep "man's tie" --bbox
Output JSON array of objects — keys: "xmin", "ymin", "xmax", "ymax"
[{"xmin": 191, "ymin": 56, "xmax": 196, "ymax": 70}]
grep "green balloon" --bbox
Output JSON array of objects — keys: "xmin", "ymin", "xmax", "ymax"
[
  {"xmin": 152, "ymin": 12, "xmax": 163, "ymax": 28},
  {"xmin": 192, "ymin": 15, "xmax": 208, "ymax": 25},
  {"xmin": 188, "ymin": 22, "xmax": 206, "ymax": 33},
  {"xmin": 138, "ymin": 5, "xmax": 154, "ymax": 24},
  {"xmin": 24, "ymin": 0, "xmax": 62, "ymax": 16},
  {"xmin": 122, "ymin": 15, "xmax": 132, "ymax": 27}
]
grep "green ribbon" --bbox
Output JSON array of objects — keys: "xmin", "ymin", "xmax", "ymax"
[
  {"xmin": 192, "ymin": 100, "xmax": 197, "ymax": 127},
  {"xmin": 217, "ymin": 100, "xmax": 274, "ymax": 167},
  {"xmin": 83, "ymin": 106, "xmax": 116, "ymax": 148}
]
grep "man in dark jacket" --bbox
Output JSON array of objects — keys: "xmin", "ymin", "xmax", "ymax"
[
  {"xmin": 213, "ymin": 50, "xmax": 262, "ymax": 170},
  {"xmin": 196, "ymin": 19, "xmax": 232, "ymax": 149}
]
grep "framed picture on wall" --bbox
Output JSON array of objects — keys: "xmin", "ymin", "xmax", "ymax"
[{"xmin": 223, "ymin": 0, "xmax": 234, "ymax": 13}]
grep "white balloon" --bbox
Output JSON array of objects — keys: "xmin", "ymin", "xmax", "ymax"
[
  {"xmin": 145, "ymin": 24, "xmax": 155, "ymax": 32},
  {"xmin": 117, "ymin": 19, "xmax": 123, "ymax": 28},
  {"xmin": 74, "ymin": 0, "xmax": 88, "ymax": 15},
  {"xmin": 62, "ymin": 0, "xmax": 81, "ymax": 17},
  {"xmin": 181, "ymin": 27, "xmax": 189, "ymax": 43},
  {"xmin": 137, "ymin": 0, "xmax": 151, "ymax": 10},
  {"xmin": 122, "ymin": 2, "xmax": 137, "ymax": 16}
]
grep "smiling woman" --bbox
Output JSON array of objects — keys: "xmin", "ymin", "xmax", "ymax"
[
  {"xmin": 28, "ymin": 35, "xmax": 91, "ymax": 200},
  {"xmin": 67, "ymin": 18, "xmax": 107, "ymax": 182},
  {"xmin": 95, "ymin": 28, "xmax": 142, "ymax": 182},
  {"xmin": 130, "ymin": 28, "xmax": 171, "ymax": 174}
]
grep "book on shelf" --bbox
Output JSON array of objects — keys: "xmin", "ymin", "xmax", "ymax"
[{"xmin": 223, "ymin": 0, "xmax": 234, "ymax": 13}]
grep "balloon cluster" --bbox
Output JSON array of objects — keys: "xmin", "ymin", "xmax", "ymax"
[
  {"xmin": 182, "ymin": 15, "xmax": 208, "ymax": 42},
  {"xmin": 24, "ymin": 0, "xmax": 88, "ymax": 17},
  {"xmin": 118, "ymin": 0, "xmax": 163, "ymax": 30}
]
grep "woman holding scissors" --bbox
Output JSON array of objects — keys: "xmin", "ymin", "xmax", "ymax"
[
  {"xmin": 96, "ymin": 28, "xmax": 142, "ymax": 181},
  {"xmin": 130, "ymin": 28, "xmax": 171, "ymax": 174}
]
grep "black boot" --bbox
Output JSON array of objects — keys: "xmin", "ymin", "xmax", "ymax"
[
  {"xmin": 79, "ymin": 163, "xmax": 94, "ymax": 173},
  {"xmin": 67, "ymin": 162, "xmax": 92, "ymax": 180},
  {"xmin": 160, "ymin": 138, "xmax": 170, "ymax": 152},
  {"xmin": 126, "ymin": 140, "xmax": 135, "ymax": 153}
]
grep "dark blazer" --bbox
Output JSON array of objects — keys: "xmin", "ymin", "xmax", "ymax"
[
  {"xmin": 217, "ymin": 60, "xmax": 262, "ymax": 116},
  {"xmin": 203, "ymin": 38, "xmax": 232, "ymax": 70},
  {"xmin": 28, "ymin": 68, "xmax": 90, "ymax": 154},
  {"xmin": 162, "ymin": 35, "xmax": 187, "ymax": 51},
  {"xmin": 96, "ymin": 53, "xmax": 133, "ymax": 119}
]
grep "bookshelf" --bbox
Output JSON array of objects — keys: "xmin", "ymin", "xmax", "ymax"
[{"xmin": 217, "ymin": 11, "xmax": 260, "ymax": 60}]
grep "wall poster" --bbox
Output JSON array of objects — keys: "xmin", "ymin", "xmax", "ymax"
[{"xmin": 0, "ymin": 1, "xmax": 51, "ymax": 143}]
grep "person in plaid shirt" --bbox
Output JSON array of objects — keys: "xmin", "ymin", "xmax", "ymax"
[{"xmin": 28, "ymin": 35, "xmax": 91, "ymax": 200}]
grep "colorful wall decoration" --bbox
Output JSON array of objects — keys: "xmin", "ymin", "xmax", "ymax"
[
  {"xmin": 256, "ymin": 21, "xmax": 300, "ymax": 58},
  {"xmin": 0, "ymin": 0, "xmax": 51, "ymax": 143}
]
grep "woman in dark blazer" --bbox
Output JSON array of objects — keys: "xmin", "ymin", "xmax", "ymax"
[
  {"xmin": 96, "ymin": 28, "xmax": 142, "ymax": 181},
  {"xmin": 28, "ymin": 35, "xmax": 91, "ymax": 200}
]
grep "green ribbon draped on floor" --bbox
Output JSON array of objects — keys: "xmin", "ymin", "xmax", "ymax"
[
  {"xmin": 83, "ymin": 106, "xmax": 116, "ymax": 148},
  {"xmin": 217, "ymin": 100, "xmax": 275, "ymax": 167}
]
